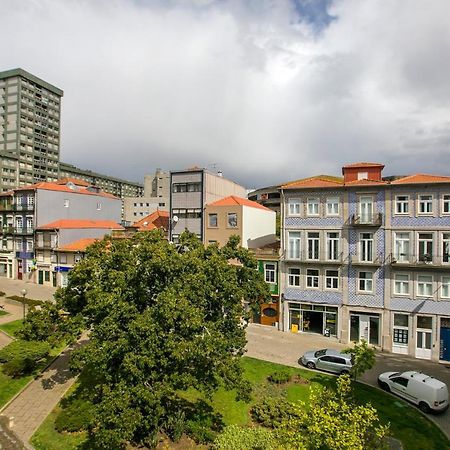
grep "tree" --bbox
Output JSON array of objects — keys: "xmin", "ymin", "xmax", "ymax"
[
  {"xmin": 57, "ymin": 230, "xmax": 271, "ymax": 449},
  {"xmin": 343, "ymin": 340, "xmax": 376, "ymax": 380},
  {"xmin": 278, "ymin": 375, "xmax": 389, "ymax": 450}
]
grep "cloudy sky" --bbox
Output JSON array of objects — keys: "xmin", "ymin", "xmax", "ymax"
[{"xmin": 1, "ymin": 0, "xmax": 449, "ymax": 189}]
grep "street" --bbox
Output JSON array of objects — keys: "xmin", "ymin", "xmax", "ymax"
[{"xmin": 246, "ymin": 323, "xmax": 450, "ymax": 439}]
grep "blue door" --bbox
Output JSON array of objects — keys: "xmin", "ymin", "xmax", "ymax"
[{"xmin": 440, "ymin": 327, "xmax": 450, "ymax": 361}]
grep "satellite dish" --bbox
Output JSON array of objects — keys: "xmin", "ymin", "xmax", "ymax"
[{"xmin": 173, "ymin": 215, "xmax": 179, "ymax": 223}]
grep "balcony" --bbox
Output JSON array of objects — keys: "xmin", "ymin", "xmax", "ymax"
[
  {"xmin": 284, "ymin": 251, "xmax": 346, "ymax": 264},
  {"xmin": 13, "ymin": 203, "xmax": 34, "ymax": 212},
  {"xmin": 0, "ymin": 204, "xmax": 13, "ymax": 212},
  {"xmin": 350, "ymin": 213, "xmax": 383, "ymax": 227},
  {"xmin": 16, "ymin": 251, "xmax": 34, "ymax": 259},
  {"xmin": 350, "ymin": 254, "xmax": 383, "ymax": 266},
  {"xmin": 13, "ymin": 227, "xmax": 34, "ymax": 235},
  {"xmin": 389, "ymin": 253, "xmax": 450, "ymax": 269},
  {"xmin": 0, "ymin": 226, "xmax": 14, "ymax": 235}
]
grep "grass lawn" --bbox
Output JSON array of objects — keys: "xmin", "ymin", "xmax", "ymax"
[
  {"xmin": 0, "ymin": 310, "xmax": 8, "ymax": 316},
  {"xmin": 31, "ymin": 357, "xmax": 450, "ymax": 450},
  {"xmin": 0, "ymin": 319, "xmax": 24, "ymax": 337}
]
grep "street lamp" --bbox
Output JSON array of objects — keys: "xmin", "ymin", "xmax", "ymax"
[{"xmin": 21, "ymin": 288, "xmax": 27, "ymax": 320}]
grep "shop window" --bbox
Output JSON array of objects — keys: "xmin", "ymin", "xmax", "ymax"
[{"xmin": 393, "ymin": 314, "xmax": 409, "ymax": 345}]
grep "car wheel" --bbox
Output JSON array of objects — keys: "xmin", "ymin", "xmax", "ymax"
[
  {"xmin": 419, "ymin": 402, "xmax": 430, "ymax": 414},
  {"xmin": 340, "ymin": 369, "xmax": 350, "ymax": 375},
  {"xmin": 378, "ymin": 381, "xmax": 390, "ymax": 392},
  {"xmin": 306, "ymin": 361, "xmax": 315, "ymax": 369}
]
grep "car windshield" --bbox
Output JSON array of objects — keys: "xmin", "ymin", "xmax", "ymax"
[
  {"xmin": 314, "ymin": 349, "xmax": 327, "ymax": 357},
  {"xmin": 389, "ymin": 372, "xmax": 401, "ymax": 379}
]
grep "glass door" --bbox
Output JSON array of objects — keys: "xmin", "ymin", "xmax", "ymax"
[
  {"xmin": 415, "ymin": 316, "xmax": 432, "ymax": 359},
  {"xmin": 359, "ymin": 196, "xmax": 373, "ymax": 224}
]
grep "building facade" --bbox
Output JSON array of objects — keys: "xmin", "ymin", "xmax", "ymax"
[
  {"xmin": 0, "ymin": 68, "xmax": 63, "ymax": 191},
  {"xmin": 280, "ymin": 162, "xmax": 450, "ymax": 363},
  {"xmin": 169, "ymin": 168, "xmax": 246, "ymax": 242}
]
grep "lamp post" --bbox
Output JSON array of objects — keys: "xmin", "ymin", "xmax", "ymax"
[{"xmin": 21, "ymin": 288, "xmax": 27, "ymax": 321}]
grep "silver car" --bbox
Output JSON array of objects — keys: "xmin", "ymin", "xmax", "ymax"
[{"xmin": 299, "ymin": 349, "xmax": 352, "ymax": 375}]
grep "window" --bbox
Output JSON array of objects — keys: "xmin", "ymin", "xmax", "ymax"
[
  {"xmin": 27, "ymin": 195, "xmax": 34, "ymax": 206},
  {"xmin": 306, "ymin": 269, "xmax": 319, "ymax": 288},
  {"xmin": 326, "ymin": 197, "xmax": 339, "ymax": 216},
  {"xmin": 64, "ymin": 199, "xmax": 69, "ymax": 208},
  {"xmin": 392, "ymin": 377, "xmax": 409, "ymax": 388},
  {"xmin": 395, "ymin": 195, "xmax": 409, "ymax": 214},
  {"xmin": 307, "ymin": 198, "xmax": 319, "ymax": 216},
  {"xmin": 417, "ymin": 275, "xmax": 433, "ymax": 297},
  {"xmin": 358, "ymin": 271, "xmax": 373, "ymax": 292},
  {"xmin": 96, "ymin": 202, "xmax": 102, "ymax": 210},
  {"xmin": 36, "ymin": 252, "xmax": 44, "ymax": 262},
  {"xmin": 16, "ymin": 239, "xmax": 23, "ymax": 251},
  {"xmin": 288, "ymin": 267, "xmax": 301, "ymax": 287},
  {"xmin": 227, "ymin": 213, "xmax": 237, "ymax": 228},
  {"xmin": 15, "ymin": 216, "xmax": 23, "ymax": 229},
  {"xmin": 288, "ymin": 232, "xmax": 301, "ymax": 259},
  {"xmin": 393, "ymin": 314, "xmax": 409, "ymax": 345},
  {"xmin": 60, "ymin": 253, "xmax": 67, "ymax": 264},
  {"xmin": 307, "ymin": 232, "xmax": 319, "ymax": 260},
  {"xmin": 394, "ymin": 273, "xmax": 410, "ymax": 295},
  {"xmin": 208, "ymin": 213, "xmax": 218, "ymax": 227},
  {"xmin": 26, "ymin": 217, "xmax": 33, "ymax": 230},
  {"xmin": 360, "ymin": 233, "xmax": 374, "ymax": 262},
  {"xmin": 418, "ymin": 195, "xmax": 433, "ymax": 214},
  {"xmin": 326, "ymin": 232, "xmax": 339, "ymax": 260},
  {"xmin": 264, "ymin": 263, "xmax": 276, "ymax": 283},
  {"xmin": 357, "ymin": 171, "xmax": 368, "ymax": 180},
  {"xmin": 394, "ymin": 232, "xmax": 410, "ymax": 262},
  {"xmin": 74, "ymin": 254, "xmax": 82, "ymax": 263},
  {"xmin": 442, "ymin": 233, "xmax": 450, "ymax": 263},
  {"xmin": 288, "ymin": 198, "xmax": 301, "ymax": 216},
  {"xmin": 26, "ymin": 240, "xmax": 33, "ymax": 252},
  {"xmin": 443, "ymin": 194, "xmax": 450, "ymax": 214},
  {"xmin": 441, "ymin": 276, "xmax": 450, "ymax": 299},
  {"xmin": 418, "ymin": 233, "xmax": 433, "ymax": 262},
  {"xmin": 325, "ymin": 270, "xmax": 339, "ymax": 289}
]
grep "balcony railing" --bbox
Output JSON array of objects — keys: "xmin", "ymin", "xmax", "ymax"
[
  {"xmin": 350, "ymin": 213, "xmax": 383, "ymax": 227},
  {"xmin": 284, "ymin": 251, "xmax": 345, "ymax": 263},
  {"xmin": 350, "ymin": 254, "xmax": 383, "ymax": 265},
  {"xmin": 389, "ymin": 253, "xmax": 450, "ymax": 268},
  {"xmin": 13, "ymin": 203, "xmax": 34, "ymax": 211},
  {"xmin": 13, "ymin": 227, "xmax": 34, "ymax": 235}
]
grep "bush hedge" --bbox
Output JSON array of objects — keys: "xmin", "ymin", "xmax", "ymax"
[
  {"xmin": 0, "ymin": 340, "xmax": 50, "ymax": 377},
  {"xmin": 55, "ymin": 398, "xmax": 94, "ymax": 433},
  {"xmin": 251, "ymin": 397, "xmax": 299, "ymax": 428},
  {"xmin": 267, "ymin": 370, "xmax": 291, "ymax": 384},
  {"xmin": 6, "ymin": 296, "xmax": 44, "ymax": 308}
]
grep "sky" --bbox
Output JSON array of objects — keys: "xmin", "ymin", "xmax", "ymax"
[{"xmin": 1, "ymin": 0, "xmax": 450, "ymax": 190}]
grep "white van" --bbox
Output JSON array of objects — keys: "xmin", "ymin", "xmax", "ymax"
[{"xmin": 378, "ymin": 371, "xmax": 449, "ymax": 413}]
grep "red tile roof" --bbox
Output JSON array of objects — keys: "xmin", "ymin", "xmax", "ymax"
[
  {"xmin": 58, "ymin": 238, "xmax": 98, "ymax": 252},
  {"xmin": 132, "ymin": 210, "xmax": 170, "ymax": 231},
  {"xmin": 391, "ymin": 174, "xmax": 450, "ymax": 185},
  {"xmin": 281, "ymin": 175, "xmax": 344, "ymax": 189},
  {"xmin": 342, "ymin": 162, "xmax": 385, "ymax": 168},
  {"xmin": 56, "ymin": 177, "xmax": 91, "ymax": 187},
  {"xmin": 37, "ymin": 219, "xmax": 124, "ymax": 230},
  {"xmin": 344, "ymin": 179, "xmax": 388, "ymax": 186},
  {"xmin": 15, "ymin": 181, "xmax": 118, "ymax": 199},
  {"xmin": 207, "ymin": 196, "xmax": 273, "ymax": 211}
]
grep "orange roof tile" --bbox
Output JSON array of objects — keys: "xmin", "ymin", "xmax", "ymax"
[
  {"xmin": 15, "ymin": 181, "xmax": 119, "ymax": 199},
  {"xmin": 342, "ymin": 162, "xmax": 385, "ymax": 168},
  {"xmin": 391, "ymin": 174, "xmax": 450, "ymax": 185},
  {"xmin": 57, "ymin": 238, "xmax": 98, "ymax": 252},
  {"xmin": 132, "ymin": 210, "xmax": 170, "ymax": 231},
  {"xmin": 281, "ymin": 175, "xmax": 344, "ymax": 189},
  {"xmin": 56, "ymin": 177, "xmax": 91, "ymax": 187},
  {"xmin": 37, "ymin": 219, "xmax": 124, "ymax": 230},
  {"xmin": 207, "ymin": 196, "xmax": 273, "ymax": 211},
  {"xmin": 344, "ymin": 179, "xmax": 388, "ymax": 186}
]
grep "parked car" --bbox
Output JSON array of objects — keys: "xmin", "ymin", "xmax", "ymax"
[
  {"xmin": 299, "ymin": 348, "xmax": 352, "ymax": 375},
  {"xmin": 378, "ymin": 371, "xmax": 449, "ymax": 413}
]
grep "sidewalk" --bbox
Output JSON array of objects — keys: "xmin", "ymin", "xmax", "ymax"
[
  {"xmin": 1, "ymin": 337, "xmax": 87, "ymax": 443},
  {"xmin": 0, "ymin": 277, "xmax": 56, "ymax": 303}
]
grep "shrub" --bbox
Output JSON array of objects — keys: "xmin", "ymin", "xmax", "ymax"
[
  {"xmin": 0, "ymin": 291, "xmax": 5, "ymax": 297},
  {"xmin": 164, "ymin": 409, "xmax": 185, "ymax": 442},
  {"xmin": 267, "ymin": 370, "xmax": 291, "ymax": 384},
  {"xmin": 55, "ymin": 398, "xmax": 94, "ymax": 433},
  {"xmin": 213, "ymin": 425, "xmax": 277, "ymax": 450},
  {"xmin": 186, "ymin": 420, "xmax": 217, "ymax": 444},
  {"xmin": 6, "ymin": 295, "xmax": 44, "ymax": 307},
  {"xmin": 0, "ymin": 339, "xmax": 50, "ymax": 364},
  {"xmin": 2, "ymin": 357, "xmax": 36, "ymax": 377},
  {"xmin": 251, "ymin": 397, "xmax": 299, "ymax": 428}
]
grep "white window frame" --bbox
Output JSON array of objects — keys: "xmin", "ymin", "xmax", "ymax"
[
  {"xmin": 418, "ymin": 232, "xmax": 434, "ymax": 262},
  {"xmin": 227, "ymin": 212, "xmax": 238, "ymax": 228},
  {"xmin": 442, "ymin": 232, "xmax": 450, "ymax": 264},
  {"xmin": 418, "ymin": 194, "xmax": 433, "ymax": 215},
  {"xmin": 417, "ymin": 275, "xmax": 433, "ymax": 297},
  {"xmin": 326, "ymin": 197, "xmax": 339, "ymax": 216},
  {"xmin": 443, "ymin": 194, "xmax": 450, "ymax": 215},
  {"xmin": 208, "ymin": 213, "xmax": 218, "ymax": 228},
  {"xmin": 394, "ymin": 273, "xmax": 410, "ymax": 296},
  {"xmin": 326, "ymin": 232, "xmax": 340, "ymax": 261},
  {"xmin": 264, "ymin": 263, "xmax": 276, "ymax": 284},
  {"xmin": 288, "ymin": 231, "xmax": 301, "ymax": 260},
  {"xmin": 288, "ymin": 198, "xmax": 301, "ymax": 216},
  {"xmin": 288, "ymin": 267, "xmax": 301, "ymax": 287},
  {"xmin": 395, "ymin": 195, "xmax": 409, "ymax": 215},
  {"xmin": 64, "ymin": 199, "xmax": 70, "ymax": 208},
  {"xmin": 359, "ymin": 232, "xmax": 374, "ymax": 262},
  {"xmin": 393, "ymin": 232, "xmax": 410, "ymax": 263},
  {"xmin": 306, "ymin": 268, "xmax": 320, "ymax": 289},
  {"xmin": 307, "ymin": 197, "xmax": 319, "ymax": 216},
  {"xmin": 307, "ymin": 231, "xmax": 320, "ymax": 261},
  {"xmin": 441, "ymin": 276, "xmax": 450, "ymax": 299},
  {"xmin": 325, "ymin": 269, "xmax": 339, "ymax": 290},
  {"xmin": 358, "ymin": 271, "xmax": 373, "ymax": 293}
]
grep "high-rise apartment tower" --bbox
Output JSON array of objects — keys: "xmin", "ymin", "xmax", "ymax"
[{"xmin": 0, "ymin": 68, "xmax": 63, "ymax": 192}]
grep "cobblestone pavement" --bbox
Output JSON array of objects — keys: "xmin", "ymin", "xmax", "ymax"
[
  {"xmin": 0, "ymin": 278, "xmax": 55, "ymax": 302},
  {"xmin": 246, "ymin": 323, "xmax": 450, "ymax": 441},
  {"xmin": 1, "ymin": 338, "xmax": 87, "ymax": 444},
  {"xmin": 0, "ymin": 415, "xmax": 30, "ymax": 450}
]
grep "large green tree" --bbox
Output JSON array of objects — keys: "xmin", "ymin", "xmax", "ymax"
[{"xmin": 56, "ymin": 230, "xmax": 270, "ymax": 448}]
